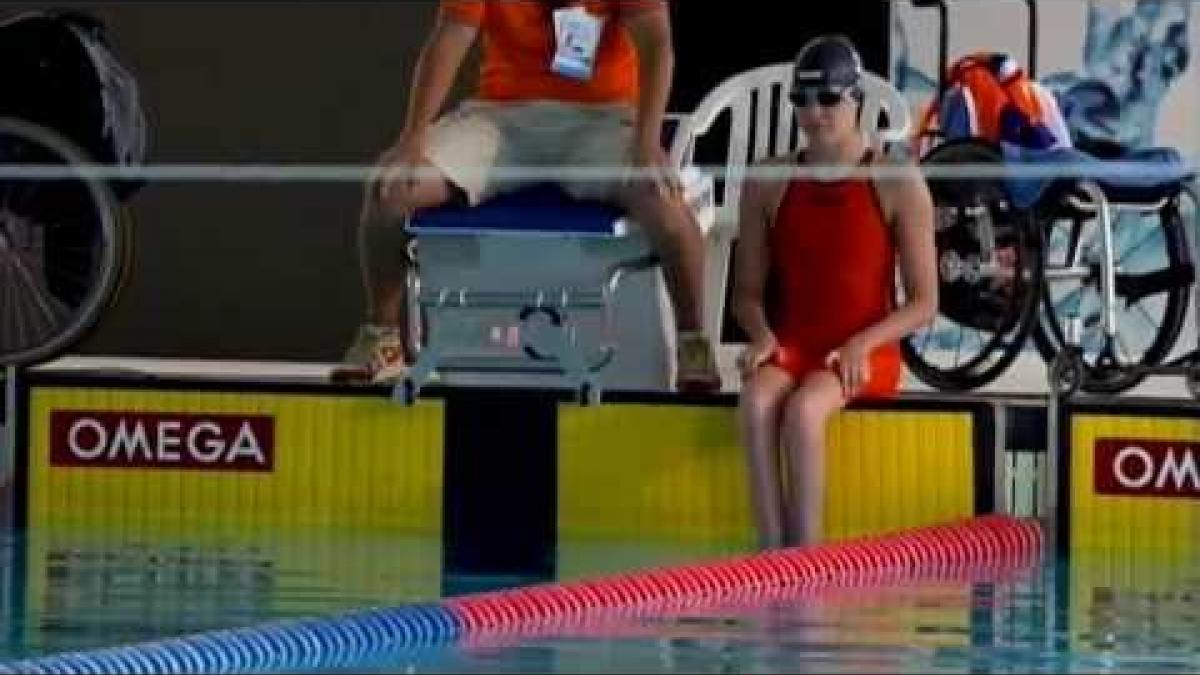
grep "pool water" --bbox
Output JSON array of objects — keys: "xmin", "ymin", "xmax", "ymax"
[{"xmin": 0, "ymin": 528, "xmax": 1196, "ymax": 673}]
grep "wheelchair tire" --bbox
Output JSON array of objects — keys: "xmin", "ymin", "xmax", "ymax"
[
  {"xmin": 1033, "ymin": 189, "xmax": 1193, "ymax": 394},
  {"xmin": 901, "ymin": 139, "xmax": 1045, "ymax": 392},
  {"xmin": 0, "ymin": 117, "xmax": 123, "ymax": 367}
]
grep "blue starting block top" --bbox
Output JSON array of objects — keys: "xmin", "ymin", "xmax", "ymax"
[{"xmin": 407, "ymin": 183, "xmax": 629, "ymax": 238}]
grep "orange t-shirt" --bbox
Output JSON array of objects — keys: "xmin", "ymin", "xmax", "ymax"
[{"xmin": 440, "ymin": 0, "xmax": 662, "ymax": 105}]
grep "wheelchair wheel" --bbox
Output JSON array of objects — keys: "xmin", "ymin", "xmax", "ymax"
[
  {"xmin": 901, "ymin": 139, "xmax": 1045, "ymax": 391},
  {"xmin": 1033, "ymin": 189, "xmax": 1193, "ymax": 394},
  {"xmin": 0, "ymin": 117, "xmax": 122, "ymax": 367}
]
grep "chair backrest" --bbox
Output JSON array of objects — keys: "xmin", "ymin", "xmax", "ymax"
[{"xmin": 668, "ymin": 63, "xmax": 911, "ymax": 233}]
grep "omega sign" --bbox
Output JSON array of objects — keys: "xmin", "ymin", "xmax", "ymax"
[
  {"xmin": 1094, "ymin": 439, "xmax": 1199, "ymax": 500},
  {"xmin": 50, "ymin": 411, "xmax": 274, "ymax": 472}
]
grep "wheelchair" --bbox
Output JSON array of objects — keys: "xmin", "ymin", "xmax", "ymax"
[
  {"xmin": 0, "ymin": 11, "xmax": 141, "ymax": 369},
  {"xmin": 905, "ymin": 136, "xmax": 1197, "ymax": 396},
  {"xmin": 899, "ymin": 0, "xmax": 1199, "ymax": 398}
]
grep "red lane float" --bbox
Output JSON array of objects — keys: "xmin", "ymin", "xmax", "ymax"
[{"xmin": 447, "ymin": 515, "xmax": 1043, "ymax": 637}]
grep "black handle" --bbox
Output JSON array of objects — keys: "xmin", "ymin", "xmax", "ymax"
[{"xmin": 1023, "ymin": 0, "xmax": 1038, "ymax": 78}]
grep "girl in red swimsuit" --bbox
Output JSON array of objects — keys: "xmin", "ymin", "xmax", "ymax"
[{"xmin": 733, "ymin": 36, "xmax": 938, "ymax": 549}]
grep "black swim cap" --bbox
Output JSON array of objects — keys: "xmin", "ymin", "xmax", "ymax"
[{"xmin": 791, "ymin": 35, "xmax": 863, "ymax": 92}]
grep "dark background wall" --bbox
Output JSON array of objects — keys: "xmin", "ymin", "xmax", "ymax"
[{"xmin": 14, "ymin": 1, "xmax": 890, "ymax": 362}]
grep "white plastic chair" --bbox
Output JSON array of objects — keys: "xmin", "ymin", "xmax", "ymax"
[{"xmin": 668, "ymin": 64, "xmax": 912, "ymax": 359}]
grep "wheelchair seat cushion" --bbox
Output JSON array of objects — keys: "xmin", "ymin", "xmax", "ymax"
[
  {"xmin": 1091, "ymin": 147, "xmax": 1196, "ymax": 204},
  {"xmin": 407, "ymin": 183, "xmax": 628, "ymax": 238},
  {"xmin": 1001, "ymin": 145, "xmax": 1195, "ymax": 210}
]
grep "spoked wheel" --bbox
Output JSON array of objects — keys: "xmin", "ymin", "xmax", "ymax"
[
  {"xmin": 0, "ymin": 117, "xmax": 122, "ymax": 367},
  {"xmin": 1033, "ymin": 187, "xmax": 1193, "ymax": 394},
  {"xmin": 902, "ymin": 139, "xmax": 1045, "ymax": 391}
]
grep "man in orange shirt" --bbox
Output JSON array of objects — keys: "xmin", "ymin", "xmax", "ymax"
[{"xmin": 334, "ymin": 0, "xmax": 721, "ymax": 393}]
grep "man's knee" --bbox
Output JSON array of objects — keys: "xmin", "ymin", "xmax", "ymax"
[{"xmin": 363, "ymin": 158, "xmax": 459, "ymax": 224}]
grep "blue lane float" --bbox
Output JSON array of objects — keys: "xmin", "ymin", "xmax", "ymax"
[{"xmin": 1, "ymin": 604, "xmax": 461, "ymax": 675}]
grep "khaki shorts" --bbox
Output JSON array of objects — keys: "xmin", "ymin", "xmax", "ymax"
[{"xmin": 424, "ymin": 100, "xmax": 636, "ymax": 206}]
